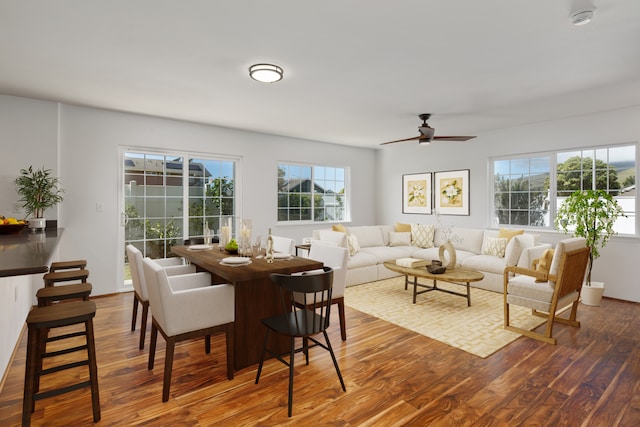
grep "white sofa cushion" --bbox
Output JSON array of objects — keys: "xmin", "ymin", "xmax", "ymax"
[
  {"xmin": 360, "ymin": 246, "xmax": 417, "ymax": 262},
  {"xmin": 435, "ymin": 227, "xmax": 484, "ymax": 254},
  {"xmin": 389, "ymin": 231, "xmax": 411, "ymax": 247},
  {"xmin": 317, "ymin": 230, "xmax": 348, "ymax": 247},
  {"xmin": 347, "ymin": 226, "xmax": 385, "ymax": 248},
  {"xmin": 460, "ymin": 254, "xmax": 507, "ymax": 275}
]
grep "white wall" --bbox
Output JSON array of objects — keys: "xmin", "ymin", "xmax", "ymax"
[
  {"xmin": 376, "ymin": 106, "xmax": 640, "ymax": 302},
  {"xmin": 56, "ymin": 103, "xmax": 378, "ymax": 297}
]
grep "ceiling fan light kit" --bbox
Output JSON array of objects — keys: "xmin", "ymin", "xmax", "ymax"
[{"xmin": 249, "ymin": 63, "xmax": 283, "ymax": 83}]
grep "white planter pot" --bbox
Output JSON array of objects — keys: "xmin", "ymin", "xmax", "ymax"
[
  {"xmin": 28, "ymin": 217, "xmax": 46, "ymax": 230},
  {"xmin": 581, "ymin": 281, "xmax": 605, "ymax": 306}
]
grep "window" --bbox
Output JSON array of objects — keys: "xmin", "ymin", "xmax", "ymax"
[
  {"xmin": 277, "ymin": 163, "xmax": 347, "ymax": 223},
  {"xmin": 491, "ymin": 143, "xmax": 636, "ymax": 234}
]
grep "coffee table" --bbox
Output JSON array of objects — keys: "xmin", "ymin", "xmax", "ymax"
[{"xmin": 383, "ymin": 261, "xmax": 484, "ymax": 306}]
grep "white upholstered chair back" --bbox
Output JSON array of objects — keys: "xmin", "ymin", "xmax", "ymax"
[
  {"xmin": 309, "ymin": 244, "xmax": 349, "ymax": 298},
  {"xmin": 142, "ymin": 257, "xmax": 234, "ymax": 336},
  {"xmin": 272, "ymin": 235, "xmax": 296, "ymax": 255}
]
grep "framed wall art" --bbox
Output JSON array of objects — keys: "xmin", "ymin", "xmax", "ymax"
[
  {"xmin": 434, "ymin": 169, "xmax": 470, "ymax": 215},
  {"xmin": 402, "ymin": 173, "xmax": 432, "ymax": 214}
]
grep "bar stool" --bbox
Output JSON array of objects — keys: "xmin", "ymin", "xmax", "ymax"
[
  {"xmin": 22, "ymin": 301, "xmax": 100, "ymax": 426},
  {"xmin": 49, "ymin": 259, "xmax": 87, "ymax": 272},
  {"xmin": 43, "ymin": 269, "xmax": 89, "ymax": 287},
  {"xmin": 36, "ymin": 283, "xmax": 93, "ymax": 307}
]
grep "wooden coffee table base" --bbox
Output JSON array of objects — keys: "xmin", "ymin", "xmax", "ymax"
[
  {"xmin": 384, "ymin": 261, "xmax": 484, "ymax": 307},
  {"xmin": 406, "ymin": 275, "xmax": 472, "ymax": 306}
]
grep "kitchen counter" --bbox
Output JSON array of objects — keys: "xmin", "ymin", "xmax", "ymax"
[{"xmin": 0, "ymin": 228, "xmax": 62, "ymax": 277}]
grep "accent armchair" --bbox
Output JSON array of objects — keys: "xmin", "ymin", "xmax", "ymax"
[{"xmin": 503, "ymin": 237, "xmax": 589, "ymax": 344}]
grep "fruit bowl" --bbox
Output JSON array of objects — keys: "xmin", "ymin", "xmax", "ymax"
[{"xmin": 0, "ymin": 223, "xmax": 28, "ymax": 235}]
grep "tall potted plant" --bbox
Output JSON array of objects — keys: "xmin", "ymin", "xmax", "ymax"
[
  {"xmin": 555, "ymin": 189, "xmax": 626, "ymax": 306},
  {"xmin": 14, "ymin": 166, "xmax": 64, "ymax": 230}
]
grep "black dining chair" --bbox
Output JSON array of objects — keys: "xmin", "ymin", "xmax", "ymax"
[{"xmin": 254, "ymin": 266, "xmax": 346, "ymax": 417}]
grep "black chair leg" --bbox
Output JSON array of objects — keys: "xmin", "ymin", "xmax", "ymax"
[
  {"xmin": 324, "ymin": 331, "xmax": 346, "ymax": 391},
  {"xmin": 288, "ymin": 336, "xmax": 295, "ymax": 417},
  {"xmin": 255, "ymin": 330, "xmax": 271, "ymax": 384}
]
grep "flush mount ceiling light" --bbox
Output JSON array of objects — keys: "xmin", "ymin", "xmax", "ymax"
[
  {"xmin": 249, "ymin": 63, "xmax": 283, "ymax": 83},
  {"xmin": 569, "ymin": 7, "xmax": 597, "ymax": 26}
]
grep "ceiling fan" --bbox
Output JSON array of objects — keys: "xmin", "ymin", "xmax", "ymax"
[{"xmin": 380, "ymin": 113, "xmax": 476, "ymax": 146}]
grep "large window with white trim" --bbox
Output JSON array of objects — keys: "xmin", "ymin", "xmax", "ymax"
[
  {"xmin": 491, "ymin": 143, "xmax": 636, "ymax": 234},
  {"xmin": 277, "ymin": 163, "xmax": 348, "ymax": 223}
]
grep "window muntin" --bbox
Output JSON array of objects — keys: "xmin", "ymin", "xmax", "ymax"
[
  {"xmin": 278, "ymin": 163, "xmax": 347, "ymax": 223},
  {"xmin": 491, "ymin": 143, "xmax": 636, "ymax": 235}
]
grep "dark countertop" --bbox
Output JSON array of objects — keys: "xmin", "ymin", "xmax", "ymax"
[{"xmin": 0, "ymin": 228, "xmax": 62, "ymax": 277}]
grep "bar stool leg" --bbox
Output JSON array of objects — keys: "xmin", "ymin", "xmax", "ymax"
[
  {"xmin": 86, "ymin": 317, "xmax": 101, "ymax": 422},
  {"xmin": 22, "ymin": 327, "xmax": 38, "ymax": 426}
]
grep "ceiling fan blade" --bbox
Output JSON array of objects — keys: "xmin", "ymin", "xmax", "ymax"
[
  {"xmin": 432, "ymin": 136, "xmax": 477, "ymax": 142},
  {"xmin": 380, "ymin": 135, "xmax": 421, "ymax": 145}
]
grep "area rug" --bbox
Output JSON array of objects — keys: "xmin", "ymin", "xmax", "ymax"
[{"xmin": 344, "ymin": 277, "xmax": 546, "ymax": 358}]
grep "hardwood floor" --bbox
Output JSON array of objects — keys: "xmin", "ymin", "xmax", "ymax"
[{"xmin": 1, "ymin": 291, "xmax": 639, "ymax": 426}]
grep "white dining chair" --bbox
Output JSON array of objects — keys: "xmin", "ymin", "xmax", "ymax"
[
  {"xmin": 271, "ymin": 235, "xmax": 296, "ymax": 255},
  {"xmin": 126, "ymin": 244, "xmax": 195, "ymax": 349},
  {"xmin": 142, "ymin": 257, "xmax": 235, "ymax": 402}
]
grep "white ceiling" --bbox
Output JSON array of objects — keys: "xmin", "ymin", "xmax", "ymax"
[{"xmin": 1, "ymin": 0, "xmax": 639, "ymax": 149}]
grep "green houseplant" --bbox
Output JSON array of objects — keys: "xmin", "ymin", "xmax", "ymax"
[
  {"xmin": 14, "ymin": 166, "xmax": 64, "ymax": 229},
  {"xmin": 555, "ymin": 189, "xmax": 626, "ymax": 304}
]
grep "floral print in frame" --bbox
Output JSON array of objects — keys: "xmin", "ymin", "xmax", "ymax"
[
  {"xmin": 402, "ymin": 173, "xmax": 432, "ymax": 214},
  {"xmin": 435, "ymin": 169, "xmax": 470, "ymax": 215}
]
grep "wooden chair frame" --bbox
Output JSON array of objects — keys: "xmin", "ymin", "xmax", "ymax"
[{"xmin": 503, "ymin": 246, "xmax": 590, "ymax": 345}]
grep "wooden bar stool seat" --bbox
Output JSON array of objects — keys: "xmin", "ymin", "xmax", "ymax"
[
  {"xmin": 36, "ymin": 283, "xmax": 93, "ymax": 307},
  {"xmin": 50, "ymin": 259, "xmax": 87, "ymax": 272},
  {"xmin": 22, "ymin": 301, "xmax": 100, "ymax": 426},
  {"xmin": 43, "ymin": 269, "xmax": 89, "ymax": 287}
]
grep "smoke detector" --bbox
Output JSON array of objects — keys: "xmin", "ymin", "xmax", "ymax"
[{"xmin": 569, "ymin": 8, "xmax": 596, "ymax": 26}]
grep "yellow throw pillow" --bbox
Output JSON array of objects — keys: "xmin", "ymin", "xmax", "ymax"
[
  {"xmin": 332, "ymin": 224, "xmax": 347, "ymax": 233},
  {"xmin": 532, "ymin": 249, "xmax": 554, "ymax": 282},
  {"xmin": 395, "ymin": 222, "xmax": 411, "ymax": 233},
  {"xmin": 498, "ymin": 228, "xmax": 524, "ymax": 243}
]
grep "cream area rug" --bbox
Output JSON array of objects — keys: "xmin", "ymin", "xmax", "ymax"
[{"xmin": 344, "ymin": 277, "xmax": 546, "ymax": 358}]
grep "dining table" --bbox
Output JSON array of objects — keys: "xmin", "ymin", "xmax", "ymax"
[{"xmin": 170, "ymin": 245, "xmax": 323, "ymax": 371}]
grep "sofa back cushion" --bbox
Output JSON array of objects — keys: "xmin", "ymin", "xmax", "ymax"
[
  {"xmin": 435, "ymin": 227, "xmax": 484, "ymax": 254},
  {"xmin": 347, "ymin": 226, "xmax": 385, "ymax": 248}
]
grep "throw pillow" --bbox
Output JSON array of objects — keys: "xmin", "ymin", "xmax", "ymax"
[
  {"xmin": 411, "ymin": 224, "xmax": 435, "ymax": 248},
  {"xmin": 332, "ymin": 223, "xmax": 347, "ymax": 233},
  {"xmin": 347, "ymin": 234, "xmax": 360, "ymax": 256},
  {"xmin": 317, "ymin": 230, "xmax": 347, "ymax": 247},
  {"xmin": 481, "ymin": 236, "xmax": 508, "ymax": 258},
  {"xmin": 389, "ymin": 231, "xmax": 411, "ymax": 247},
  {"xmin": 504, "ymin": 236, "xmax": 523, "ymax": 267},
  {"xmin": 532, "ymin": 248, "xmax": 554, "ymax": 282},
  {"xmin": 395, "ymin": 222, "xmax": 412, "ymax": 233},
  {"xmin": 498, "ymin": 228, "xmax": 524, "ymax": 242}
]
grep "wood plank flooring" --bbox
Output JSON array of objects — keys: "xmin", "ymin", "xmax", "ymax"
[{"xmin": 1, "ymin": 291, "xmax": 639, "ymax": 426}]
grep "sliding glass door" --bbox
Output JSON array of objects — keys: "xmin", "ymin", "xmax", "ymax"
[{"xmin": 121, "ymin": 149, "xmax": 237, "ymax": 287}]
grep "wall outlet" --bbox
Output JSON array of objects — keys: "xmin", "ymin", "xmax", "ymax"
[{"xmin": 96, "ymin": 202, "xmax": 104, "ymax": 213}]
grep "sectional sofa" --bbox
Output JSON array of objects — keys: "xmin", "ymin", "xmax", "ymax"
[{"xmin": 311, "ymin": 224, "xmax": 551, "ymax": 293}]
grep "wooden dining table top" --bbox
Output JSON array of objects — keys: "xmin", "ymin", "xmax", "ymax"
[{"xmin": 170, "ymin": 245, "xmax": 323, "ymax": 283}]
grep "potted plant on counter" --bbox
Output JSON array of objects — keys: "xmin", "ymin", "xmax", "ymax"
[
  {"xmin": 14, "ymin": 166, "xmax": 64, "ymax": 231},
  {"xmin": 555, "ymin": 189, "xmax": 626, "ymax": 306}
]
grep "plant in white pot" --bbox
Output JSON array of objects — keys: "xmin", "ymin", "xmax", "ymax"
[
  {"xmin": 555, "ymin": 189, "xmax": 626, "ymax": 306},
  {"xmin": 14, "ymin": 166, "xmax": 64, "ymax": 230}
]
